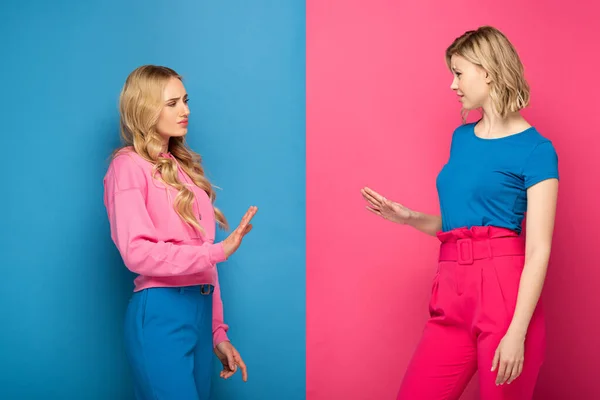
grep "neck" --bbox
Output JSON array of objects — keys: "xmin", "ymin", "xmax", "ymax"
[
  {"xmin": 477, "ymin": 103, "xmax": 524, "ymax": 138},
  {"xmin": 161, "ymin": 137, "xmax": 170, "ymax": 153}
]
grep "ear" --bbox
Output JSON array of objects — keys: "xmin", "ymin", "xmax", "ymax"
[{"xmin": 485, "ymin": 71, "xmax": 492, "ymax": 84}]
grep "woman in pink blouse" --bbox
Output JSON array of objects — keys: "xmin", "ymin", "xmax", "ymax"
[{"xmin": 103, "ymin": 65, "xmax": 257, "ymax": 400}]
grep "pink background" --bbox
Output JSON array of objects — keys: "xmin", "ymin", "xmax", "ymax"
[{"xmin": 306, "ymin": 1, "xmax": 600, "ymax": 399}]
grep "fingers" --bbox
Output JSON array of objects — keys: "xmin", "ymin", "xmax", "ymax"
[
  {"xmin": 237, "ymin": 223, "xmax": 253, "ymax": 240},
  {"xmin": 495, "ymin": 356, "xmax": 523, "ymax": 385},
  {"xmin": 362, "ymin": 187, "xmax": 381, "ymax": 199},
  {"xmin": 365, "ymin": 206, "xmax": 381, "ymax": 216},
  {"xmin": 506, "ymin": 361, "xmax": 522, "ymax": 384},
  {"xmin": 495, "ymin": 360, "xmax": 506, "ymax": 385},
  {"xmin": 219, "ymin": 352, "xmax": 237, "ymax": 380},
  {"xmin": 496, "ymin": 360, "xmax": 512, "ymax": 386},
  {"xmin": 226, "ymin": 351, "xmax": 235, "ymax": 371},
  {"xmin": 491, "ymin": 348, "xmax": 499, "ymax": 372},
  {"xmin": 515, "ymin": 361, "xmax": 523, "ymax": 382},
  {"xmin": 223, "ymin": 207, "xmax": 257, "ymax": 258},
  {"xmin": 234, "ymin": 351, "xmax": 248, "ymax": 382},
  {"xmin": 363, "ymin": 187, "xmax": 387, "ymax": 203},
  {"xmin": 361, "ymin": 187, "xmax": 392, "ymax": 215},
  {"xmin": 243, "ymin": 206, "xmax": 258, "ymax": 224},
  {"xmin": 220, "ymin": 366, "xmax": 236, "ymax": 380},
  {"xmin": 237, "ymin": 206, "xmax": 258, "ymax": 233},
  {"xmin": 361, "ymin": 188, "xmax": 382, "ymax": 209},
  {"xmin": 220, "ymin": 350, "xmax": 248, "ymax": 382}
]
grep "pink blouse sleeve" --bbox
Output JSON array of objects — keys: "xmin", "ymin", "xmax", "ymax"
[
  {"xmin": 103, "ymin": 154, "xmax": 227, "ymax": 276},
  {"xmin": 212, "ymin": 271, "xmax": 230, "ymax": 347}
]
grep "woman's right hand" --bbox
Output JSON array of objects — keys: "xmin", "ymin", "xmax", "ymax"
[
  {"xmin": 361, "ymin": 187, "xmax": 413, "ymax": 225},
  {"xmin": 222, "ymin": 206, "xmax": 258, "ymax": 258}
]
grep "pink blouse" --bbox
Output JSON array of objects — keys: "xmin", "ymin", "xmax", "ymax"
[{"xmin": 103, "ymin": 147, "xmax": 229, "ymax": 346}]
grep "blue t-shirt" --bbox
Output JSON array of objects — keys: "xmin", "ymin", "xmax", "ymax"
[{"xmin": 436, "ymin": 122, "xmax": 559, "ymax": 234}]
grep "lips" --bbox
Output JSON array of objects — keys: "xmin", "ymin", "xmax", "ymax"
[{"xmin": 178, "ymin": 119, "xmax": 189, "ymax": 125}]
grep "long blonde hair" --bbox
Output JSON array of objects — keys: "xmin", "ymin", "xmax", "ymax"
[
  {"xmin": 114, "ymin": 65, "xmax": 229, "ymax": 233},
  {"xmin": 445, "ymin": 26, "xmax": 530, "ymax": 122}
]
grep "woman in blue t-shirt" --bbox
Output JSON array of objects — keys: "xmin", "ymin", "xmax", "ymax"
[{"xmin": 362, "ymin": 26, "xmax": 558, "ymax": 400}]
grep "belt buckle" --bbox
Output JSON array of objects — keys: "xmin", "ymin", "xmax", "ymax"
[
  {"xmin": 200, "ymin": 284, "xmax": 212, "ymax": 295},
  {"xmin": 456, "ymin": 238, "xmax": 474, "ymax": 265}
]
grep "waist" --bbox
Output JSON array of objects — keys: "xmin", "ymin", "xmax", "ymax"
[
  {"xmin": 133, "ymin": 273, "xmax": 216, "ymax": 292},
  {"xmin": 438, "ymin": 226, "xmax": 524, "ymax": 265}
]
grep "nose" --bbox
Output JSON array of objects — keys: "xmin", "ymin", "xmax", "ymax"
[
  {"xmin": 450, "ymin": 76, "xmax": 459, "ymax": 91},
  {"xmin": 181, "ymin": 102, "xmax": 190, "ymax": 117}
]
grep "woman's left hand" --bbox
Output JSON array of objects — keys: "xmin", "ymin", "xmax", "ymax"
[
  {"xmin": 491, "ymin": 331, "xmax": 525, "ymax": 385},
  {"xmin": 214, "ymin": 341, "xmax": 248, "ymax": 382}
]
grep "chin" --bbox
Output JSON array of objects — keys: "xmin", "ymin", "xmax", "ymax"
[
  {"xmin": 171, "ymin": 130, "xmax": 187, "ymax": 138},
  {"xmin": 463, "ymin": 100, "xmax": 485, "ymax": 111}
]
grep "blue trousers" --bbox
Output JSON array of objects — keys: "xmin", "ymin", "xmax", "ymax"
[{"xmin": 124, "ymin": 285, "xmax": 214, "ymax": 400}]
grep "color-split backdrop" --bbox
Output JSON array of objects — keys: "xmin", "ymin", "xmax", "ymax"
[{"xmin": 1, "ymin": 0, "xmax": 598, "ymax": 399}]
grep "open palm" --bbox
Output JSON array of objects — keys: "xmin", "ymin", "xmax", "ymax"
[
  {"xmin": 222, "ymin": 206, "xmax": 258, "ymax": 258},
  {"xmin": 361, "ymin": 187, "xmax": 412, "ymax": 224}
]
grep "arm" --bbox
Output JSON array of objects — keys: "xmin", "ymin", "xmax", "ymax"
[
  {"xmin": 362, "ymin": 187, "xmax": 441, "ymax": 237},
  {"xmin": 506, "ymin": 178, "xmax": 558, "ymax": 339},
  {"xmin": 212, "ymin": 277, "xmax": 248, "ymax": 382},
  {"xmin": 406, "ymin": 211, "xmax": 442, "ymax": 237},
  {"xmin": 212, "ymin": 271, "xmax": 230, "ymax": 347},
  {"xmin": 104, "ymin": 156, "xmax": 227, "ymax": 276}
]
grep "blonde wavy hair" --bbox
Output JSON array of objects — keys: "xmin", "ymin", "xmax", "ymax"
[
  {"xmin": 114, "ymin": 65, "xmax": 229, "ymax": 233},
  {"xmin": 445, "ymin": 26, "xmax": 530, "ymax": 123}
]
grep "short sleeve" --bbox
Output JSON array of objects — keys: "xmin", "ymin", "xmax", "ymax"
[{"xmin": 522, "ymin": 141, "xmax": 559, "ymax": 188}]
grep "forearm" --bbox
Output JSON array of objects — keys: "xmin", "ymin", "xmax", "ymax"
[
  {"xmin": 407, "ymin": 210, "xmax": 442, "ymax": 237},
  {"xmin": 110, "ymin": 189, "xmax": 227, "ymax": 277},
  {"xmin": 507, "ymin": 249, "xmax": 550, "ymax": 338},
  {"xmin": 212, "ymin": 273, "xmax": 230, "ymax": 347}
]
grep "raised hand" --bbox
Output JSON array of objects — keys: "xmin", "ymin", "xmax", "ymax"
[
  {"xmin": 222, "ymin": 206, "xmax": 258, "ymax": 258},
  {"xmin": 361, "ymin": 187, "xmax": 412, "ymax": 224}
]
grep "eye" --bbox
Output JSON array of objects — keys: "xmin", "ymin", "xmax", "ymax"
[
  {"xmin": 167, "ymin": 102, "xmax": 176, "ymax": 107},
  {"xmin": 184, "ymin": 98, "xmax": 190, "ymax": 104}
]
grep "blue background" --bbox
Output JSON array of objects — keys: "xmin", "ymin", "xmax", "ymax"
[{"xmin": 1, "ymin": 1, "xmax": 305, "ymax": 399}]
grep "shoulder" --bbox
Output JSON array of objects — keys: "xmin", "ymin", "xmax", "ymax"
[
  {"xmin": 105, "ymin": 147, "xmax": 153, "ymax": 191},
  {"xmin": 451, "ymin": 123, "xmax": 474, "ymax": 143},
  {"xmin": 521, "ymin": 128, "xmax": 559, "ymax": 185},
  {"xmin": 452, "ymin": 122, "xmax": 475, "ymax": 137},
  {"xmin": 111, "ymin": 147, "xmax": 149, "ymax": 168},
  {"xmin": 525, "ymin": 127, "xmax": 552, "ymax": 144},
  {"xmin": 447, "ymin": 122, "xmax": 475, "ymax": 153},
  {"xmin": 523, "ymin": 128, "xmax": 558, "ymax": 157},
  {"xmin": 449, "ymin": 122, "xmax": 476, "ymax": 145}
]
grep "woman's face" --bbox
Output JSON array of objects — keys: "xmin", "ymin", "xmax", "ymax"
[
  {"xmin": 156, "ymin": 77, "xmax": 190, "ymax": 142},
  {"xmin": 449, "ymin": 54, "xmax": 491, "ymax": 110}
]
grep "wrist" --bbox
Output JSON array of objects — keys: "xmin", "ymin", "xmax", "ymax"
[
  {"xmin": 221, "ymin": 242, "xmax": 230, "ymax": 260},
  {"xmin": 221, "ymin": 239, "xmax": 232, "ymax": 259},
  {"xmin": 506, "ymin": 325, "xmax": 527, "ymax": 340},
  {"xmin": 406, "ymin": 209, "xmax": 418, "ymax": 226},
  {"xmin": 213, "ymin": 329, "xmax": 230, "ymax": 348}
]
